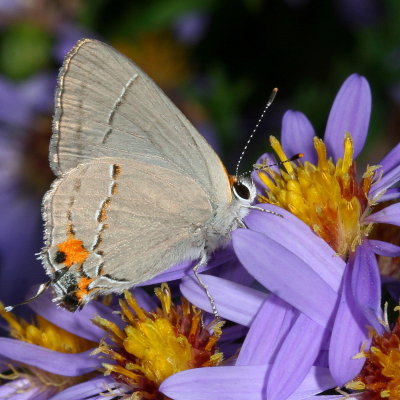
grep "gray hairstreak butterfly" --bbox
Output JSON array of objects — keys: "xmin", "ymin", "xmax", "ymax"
[{"xmin": 6, "ymin": 39, "xmax": 287, "ymax": 315}]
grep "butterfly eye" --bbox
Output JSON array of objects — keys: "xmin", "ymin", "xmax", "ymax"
[{"xmin": 233, "ymin": 181, "xmax": 251, "ymax": 200}]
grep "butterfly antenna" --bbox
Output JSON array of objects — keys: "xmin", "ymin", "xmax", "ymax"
[
  {"xmin": 238, "ymin": 152, "xmax": 304, "ymax": 178},
  {"xmin": 235, "ymin": 87, "xmax": 278, "ymax": 178},
  {"xmin": 4, "ymin": 281, "xmax": 51, "ymax": 312}
]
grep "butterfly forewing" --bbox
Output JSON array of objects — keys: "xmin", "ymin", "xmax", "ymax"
[{"xmin": 51, "ymin": 39, "xmax": 231, "ymax": 207}]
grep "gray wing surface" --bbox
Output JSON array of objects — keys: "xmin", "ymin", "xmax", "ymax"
[
  {"xmin": 43, "ymin": 157, "xmax": 212, "ymax": 285},
  {"xmin": 51, "ymin": 38, "xmax": 231, "ymax": 207}
]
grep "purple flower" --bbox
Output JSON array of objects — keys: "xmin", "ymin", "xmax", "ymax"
[
  {"xmin": 173, "ymin": 74, "xmax": 399, "ymax": 398},
  {"xmin": 70, "ymin": 284, "xmax": 228, "ymax": 400},
  {"xmin": 0, "ymin": 292, "xmax": 111, "ymax": 399},
  {"xmin": 0, "ymin": 283, "xmax": 247, "ymax": 400},
  {"xmin": 0, "ymin": 287, "xmax": 165, "ymax": 399},
  {"xmin": 228, "ymin": 74, "xmax": 400, "ymax": 389},
  {"xmin": 159, "ymin": 275, "xmax": 338, "ymax": 400}
]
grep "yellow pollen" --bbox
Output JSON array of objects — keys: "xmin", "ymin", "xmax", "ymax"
[
  {"xmin": 258, "ymin": 134, "xmax": 377, "ymax": 257},
  {"xmin": 0, "ymin": 303, "xmax": 95, "ymax": 353},
  {"xmin": 93, "ymin": 284, "xmax": 224, "ymax": 398},
  {"xmin": 270, "ymin": 135, "xmax": 295, "ymax": 175}
]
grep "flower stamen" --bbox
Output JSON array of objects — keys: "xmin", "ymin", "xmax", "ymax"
[
  {"xmin": 258, "ymin": 134, "xmax": 378, "ymax": 257},
  {"xmin": 346, "ymin": 310, "xmax": 400, "ymax": 400},
  {"xmin": 93, "ymin": 284, "xmax": 224, "ymax": 399}
]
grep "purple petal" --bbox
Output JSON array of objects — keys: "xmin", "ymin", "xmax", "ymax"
[
  {"xmin": 141, "ymin": 246, "xmax": 235, "ymax": 285},
  {"xmin": 161, "ymin": 364, "xmax": 335, "ymax": 400},
  {"xmin": 324, "ymin": 74, "xmax": 371, "ymax": 161},
  {"xmin": 131, "ymin": 287, "xmax": 158, "ymax": 311},
  {"xmin": 314, "ymin": 350, "xmax": 329, "ymax": 368},
  {"xmin": 232, "ymin": 228, "xmax": 337, "ymax": 327},
  {"xmin": 221, "ymin": 324, "xmax": 248, "ymax": 343},
  {"xmin": 281, "ymin": 110, "xmax": 316, "ymax": 164},
  {"xmin": 364, "ymin": 202, "xmax": 400, "ymax": 225},
  {"xmin": 292, "ymin": 396, "xmax": 343, "ymax": 400},
  {"xmin": 267, "ymin": 314, "xmax": 328, "ymax": 400},
  {"xmin": 0, "ymin": 378, "xmax": 52, "ymax": 400},
  {"xmin": 237, "ymin": 294, "xmax": 297, "ymax": 365},
  {"xmin": 29, "ymin": 290, "xmax": 117, "ymax": 342},
  {"xmin": 244, "ymin": 204, "xmax": 345, "ymax": 292},
  {"xmin": 287, "ymin": 366, "xmax": 336, "ymax": 400},
  {"xmin": 329, "ymin": 262, "xmax": 370, "ymax": 386},
  {"xmin": 49, "ymin": 376, "xmax": 124, "ymax": 400},
  {"xmin": 378, "ymin": 187, "xmax": 400, "ymax": 202},
  {"xmin": 160, "ymin": 365, "xmax": 269, "ymax": 400},
  {"xmin": 351, "ymin": 242, "xmax": 382, "ymax": 332},
  {"xmin": 370, "ymin": 164, "xmax": 400, "ymax": 200},
  {"xmin": 180, "ymin": 275, "xmax": 266, "ymax": 326},
  {"xmin": 212, "ymin": 258, "xmax": 255, "ymax": 287},
  {"xmin": 0, "ymin": 338, "xmax": 100, "ymax": 376},
  {"xmin": 369, "ymin": 239, "xmax": 400, "ymax": 257},
  {"xmin": 378, "ymin": 142, "xmax": 400, "ymax": 175}
]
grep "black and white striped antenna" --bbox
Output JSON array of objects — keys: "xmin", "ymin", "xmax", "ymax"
[{"xmin": 235, "ymin": 87, "xmax": 278, "ymax": 177}]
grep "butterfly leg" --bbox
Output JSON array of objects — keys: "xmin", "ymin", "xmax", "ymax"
[
  {"xmin": 193, "ymin": 254, "xmax": 220, "ymax": 320},
  {"xmin": 235, "ymin": 217, "xmax": 248, "ymax": 229}
]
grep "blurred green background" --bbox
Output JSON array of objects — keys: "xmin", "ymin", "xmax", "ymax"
[{"xmin": 1, "ymin": 0, "xmax": 399, "ymax": 305}]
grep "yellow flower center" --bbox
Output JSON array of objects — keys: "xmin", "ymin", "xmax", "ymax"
[
  {"xmin": 346, "ymin": 309, "xmax": 400, "ymax": 400},
  {"xmin": 93, "ymin": 284, "xmax": 224, "ymax": 399},
  {"xmin": 0, "ymin": 303, "xmax": 96, "ymax": 392},
  {"xmin": 258, "ymin": 135, "xmax": 379, "ymax": 257}
]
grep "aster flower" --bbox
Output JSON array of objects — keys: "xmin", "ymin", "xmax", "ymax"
[
  {"xmin": 0, "ymin": 297, "xmax": 105, "ymax": 399},
  {"xmin": 0, "ymin": 286, "xmax": 162, "ymax": 399},
  {"xmin": 177, "ymin": 74, "xmax": 399, "ymax": 398},
  {"xmin": 90, "ymin": 283, "xmax": 224, "ymax": 400},
  {"xmin": 159, "ymin": 274, "xmax": 338, "ymax": 400},
  {"xmin": 225, "ymin": 73, "xmax": 400, "ymax": 391}
]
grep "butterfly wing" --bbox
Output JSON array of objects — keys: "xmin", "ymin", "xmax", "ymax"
[
  {"xmin": 43, "ymin": 157, "xmax": 212, "ymax": 296},
  {"xmin": 51, "ymin": 38, "xmax": 231, "ymax": 207}
]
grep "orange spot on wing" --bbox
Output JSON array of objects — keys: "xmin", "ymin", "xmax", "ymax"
[
  {"xmin": 75, "ymin": 277, "xmax": 94, "ymax": 300},
  {"xmin": 57, "ymin": 236, "xmax": 90, "ymax": 267}
]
